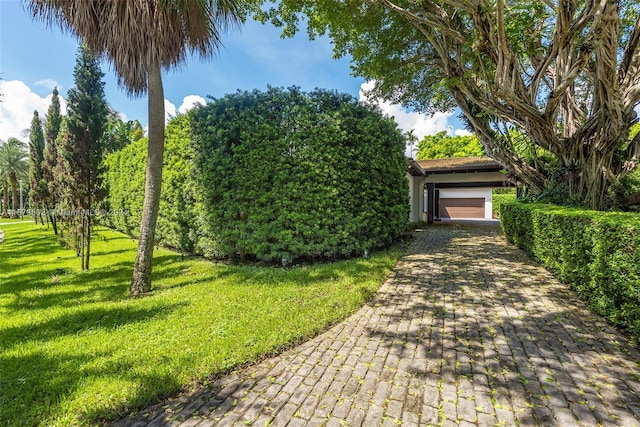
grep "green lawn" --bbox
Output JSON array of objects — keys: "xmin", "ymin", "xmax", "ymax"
[{"xmin": 0, "ymin": 219, "xmax": 402, "ymax": 426}]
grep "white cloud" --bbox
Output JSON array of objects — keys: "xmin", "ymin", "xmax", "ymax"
[
  {"xmin": 359, "ymin": 81, "xmax": 462, "ymax": 156},
  {"xmin": 34, "ymin": 79, "xmax": 60, "ymax": 91},
  {"xmin": 178, "ymin": 95, "xmax": 206, "ymax": 114},
  {"xmin": 454, "ymin": 129, "xmax": 473, "ymax": 137},
  {"xmin": 164, "ymin": 99, "xmax": 177, "ymax": 124},
  {"xmin": 116, "ymin": 111, "xmax": 128, "ymax": 122},
  {"xmin": 0, "ymin": 80, "xmax": 67, "ymax": 142}
]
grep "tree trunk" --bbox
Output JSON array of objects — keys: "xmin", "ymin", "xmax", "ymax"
[
  {"xmin": 9, "ymin": 172, "xmax": 18, "ymax": 218},
  {"xmin": 575, "ymin": 144, "xmax": 618, "ymax": 211},
  {"xmin": 85, "ymin": 191, "xmax": 91, "ymax": 270},
  {"xmin": 131, "ymin": 62, "xmax": 165, "ymax": 296},
  {"xmin": 1, "ymin": 181, "xmax": 8, "ymax": 218},
  {"xmin": 86, "ymin": 215, "xmax": 91, "ymax": 270},
  {"xmin": 47, "ymin": 207, "xmax": 58, "ymax": 235}
]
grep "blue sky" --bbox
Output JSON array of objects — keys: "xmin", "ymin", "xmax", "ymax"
[{"xmin": 0, "ymin": 1, "xmax": 466, "ymax": 152}]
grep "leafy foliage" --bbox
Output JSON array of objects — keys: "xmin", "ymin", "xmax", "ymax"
[
  {"xmin": 491, "ymin": 190, "xmax": 516, "ymax": 219},
  {"xmin": 103, "ymin": 114, "xmax": 195, "ymax": 253},
  {"xmin": 103, "ymin": 110, "xmax": 144, "ymax": 153},
  {"xmin": 192, "ymin": 87, "xmax": 409, "ymax": 261},
  {"xmin": 415, "ymin": 130, "xmax": 485, "ymax": 160},
  {"xmin": 0, "ymin": 138, "xmax": 28, "ymax": 217},
  {"xmin": 259, "ymin": 1, "xmax": 640, "ymax": 210},
  {"xmin": 101, "ymin": 138, "xmax": 147, "ymax": 238},
  {"xmin": 501, "ymin": 202, "xmax": 640, "ymax": 343},
  {"xmin": 104, "ymin": 87, "xmax": 409, "ymax": 262}
]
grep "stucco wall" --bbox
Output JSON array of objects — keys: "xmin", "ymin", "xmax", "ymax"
[{"xmin": 407, "ymin": 174, "xmax": 424, "ymax": 222}]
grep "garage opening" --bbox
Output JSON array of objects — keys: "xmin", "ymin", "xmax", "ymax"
[{"xmin": 439, "ymin": 197, "xmax": 485, "ymax": 219}]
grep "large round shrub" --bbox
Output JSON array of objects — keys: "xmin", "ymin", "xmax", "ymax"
[{"xmin": 191, "ymin": 87, "xmax": 409, "ymax": 261}]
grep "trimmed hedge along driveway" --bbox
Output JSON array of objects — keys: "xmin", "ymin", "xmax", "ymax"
[{"xmin": 114, "ymin": 223, "xmax": 640, "ymax": 426}]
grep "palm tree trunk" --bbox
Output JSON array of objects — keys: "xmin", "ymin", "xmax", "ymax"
[
  {"xmin": 9, "ymin": 172, "xmax": 18, "ymax": 218},
  {"xmin": 131, "ymin": 62, "xmax": 165, "ymax": 296},
  {"xmin": 1, "ymin": 180, "xmax": 8, "ymax": 218}
]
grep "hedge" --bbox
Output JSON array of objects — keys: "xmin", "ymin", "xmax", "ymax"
[
  {"xmin": 500, "ymin": 202, "xmax": 640, "ymax": 342},
  {"xmin": 491, "ymin": 191, "xmax": 516, "ymax": 218},
  {"xmin": 190, "ymin": 87, "xmax": 409, "ymax": 261},
  {"xmin": 101, "ymin": 114, "xmax": 202, "ymax": 253},
  {"xmin": 103, "ymin": 87, "xmax": 409, "ymax": 262}
]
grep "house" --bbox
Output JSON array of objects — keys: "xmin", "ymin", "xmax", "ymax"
[{"xmin": 407, "ymin": 157, "xmax": 515, "ymax": 223}]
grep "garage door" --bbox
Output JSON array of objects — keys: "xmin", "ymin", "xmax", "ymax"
[{"xmin": 439, "ymin": 198, "xmax": 485, "ymax": 219}]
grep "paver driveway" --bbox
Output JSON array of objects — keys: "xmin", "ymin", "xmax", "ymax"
[{"xmin": 114, "ymin": 223, "xmax": 640, "ymax": 427}]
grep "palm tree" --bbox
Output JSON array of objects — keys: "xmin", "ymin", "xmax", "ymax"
[
  {"xmin": 0, "ymin": 138, "xmax": 29, "ymax": 218},
  {"xmin": 28, "ymin": 0, "xmax": 242, "ymax": 294}
]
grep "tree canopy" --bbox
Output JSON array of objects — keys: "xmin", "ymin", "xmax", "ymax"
[
  {"xmin": 0, "ymin": 138, "xmax": 28, "ymax": 218},
  {"xmin": 260, "ymin": 0, "xmax": 640, "ymax": 210},
  {"xmin": 416, "ymin": 131, "xmax": 485, "ymax": 160}
]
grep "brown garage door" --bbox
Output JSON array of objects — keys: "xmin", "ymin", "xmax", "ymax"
[{"xmin": 439, "ymin": 198, "xmax": 485, "ymax": 219}]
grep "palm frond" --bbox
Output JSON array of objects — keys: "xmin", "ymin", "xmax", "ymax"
[{"xmin": 27, "ymin": 0, "xmax": 242, "ymax": 95}]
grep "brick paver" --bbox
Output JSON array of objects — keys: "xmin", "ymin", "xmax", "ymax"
[{"xmin": 112, "ymin": 223, "xmax": 640, "ymax": 426}]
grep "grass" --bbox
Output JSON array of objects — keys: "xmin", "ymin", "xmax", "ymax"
[{"xmin": 0, "ymin": 219, "xmax": 402, "ymax": 426}]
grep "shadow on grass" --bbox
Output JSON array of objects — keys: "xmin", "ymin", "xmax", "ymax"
[
  {"xmin": 0, "ymin": 297, "xmax": 188, "ymax": 425},
  {"xmin": 0, "ymin": 233, "xmax": 64, "ymax": 259},
  {"xmin": 0, "ymin": 222, "xmax": 404, "ymax": 425},
  {"xmin": 201, "ymin": 250, "xmax": 400, "ymax": 290},
  {"xmin": 2, "ymin": 253, "xmax": 219, "ymax": 311},
  {"xmin": 0, "ymin": 301, "xmax": 186, "ymax": 352},
  {"xmin": 0, "ymin": 344, "xmax": 182, "ymax": 426}
]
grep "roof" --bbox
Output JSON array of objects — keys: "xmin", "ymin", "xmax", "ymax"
[
  {"xmin": 406, "ymin": 158, "xmax": 425, "ymax": 176},
  {"xmin": 415, "ymin": 157, "xmax": 503, "ymax": 174}
]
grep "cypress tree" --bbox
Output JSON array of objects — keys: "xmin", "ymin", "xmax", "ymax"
[
  {"xmin": 42, "ymin": 86, "xmax": 63, "ymax": 234},
  {"xmin": 28, "ymin": 110, "xmax": 46, "ymax": 223},
  {"xmin": 58, "ymin": 43, "xmax": 108, "ymax": 270}
]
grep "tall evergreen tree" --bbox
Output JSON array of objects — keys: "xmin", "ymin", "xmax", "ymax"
[
  {"xmin": 58, "ymin": 44, "xmax": 108, "ymax": 270},
  {"xmin": 42, "ymin": 86, "xmax": 63, "ymax": 234},
  {"xmin": 28, "ymin": 110, "xmax": 46, "ymax": 223}
]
